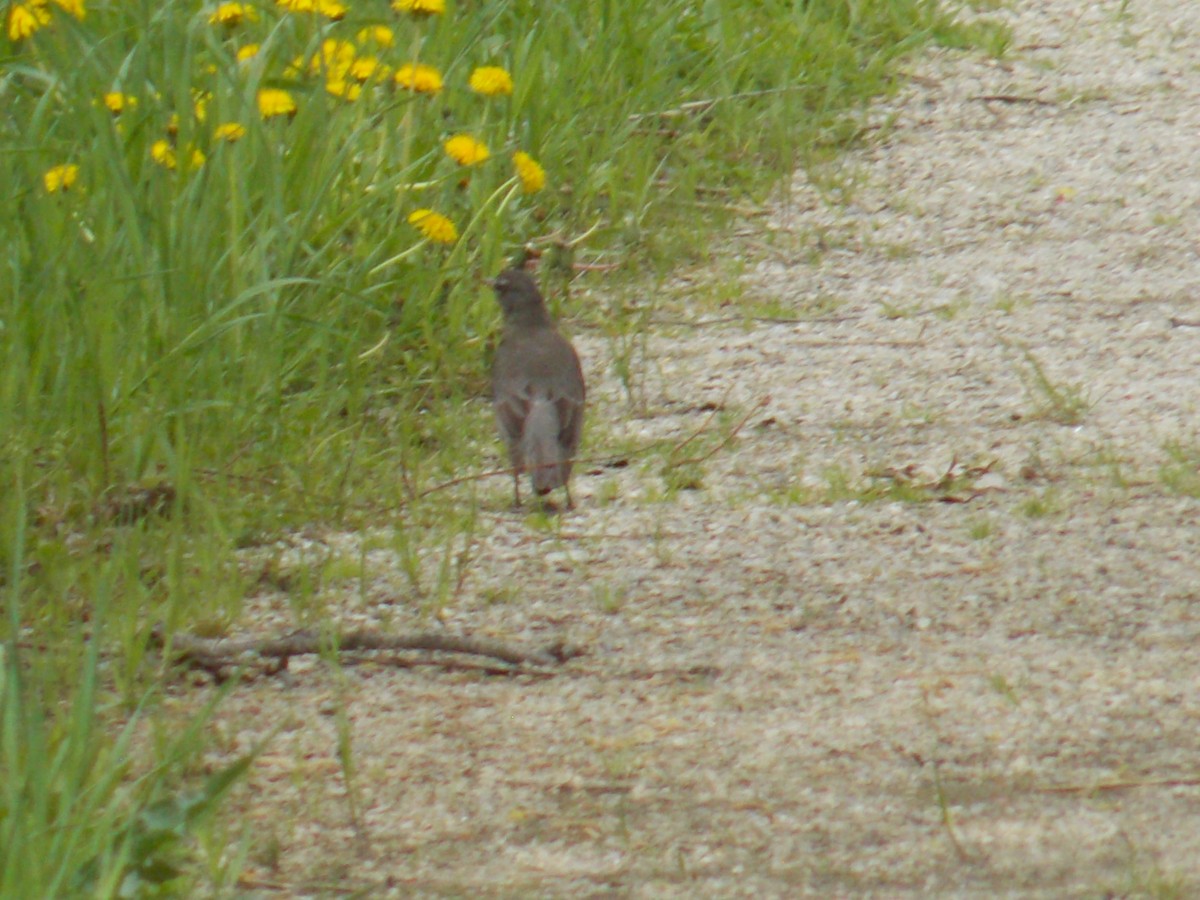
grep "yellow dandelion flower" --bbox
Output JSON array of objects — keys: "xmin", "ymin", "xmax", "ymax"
[
  {"xmin": 512, "ymin": 151, "xmax": 545, "ymax": 194},
  {"xmin": 469, "ymin": 66, "xmax": 513, "ymax": 97},
  {"xmin": 236, "ymin": 43, "xmax": 260, "ymax": 62},
  {"xmin": 444, "ymin": 134, "xmax": 489, "ymax": 166},
  {"xmin": 394, "ymin": 63, "xmax": 442, "ymax": 95},
  {"xmin": 209, "ymin": 2, "xmax": 256, "ymax": 26},
  {"xmin": 152, "ymin": 141, "xmax": 204, "ymax": 171},
  {"xmin": 357, "ymin": 24, "xmax": 394, "ymax": 47},
  {"xmin": 193, "ymin": 90, "xmax": 211, "ymax": 122},
  {"xmin": 103, "ymin": 92, "xmax": 137, "ymax": 115},
  {"xmin": 314, "ymin": 0, "xmax": 345, "ymax": 19},
  {"xmin": 214, "ymin": 122, "xmax": 246, "ymax": 142},
  {"xmin": 407, "ymin": 209, "xmax": 457, "ymax": 244},
  {"xmin": 392, "ymin": 0, "xmax": 443, "ymax": 15},
  {"xmin": 325, "ymin": 78, "xmax": 361, "ymax": 101},
  {"xmin": 349, "ymin": 56, "xmax": 388, "ymax": 83},
  {"xmin": 276, "ymin": 0, "xmax": 314, "ymax": 11},
  {"xmin": 166, "ymin": 112, "xmax": 181, "ymax": 137},
  {"xmin": 50, "ymin": 0, "xmax": 84, "ymax": 17},
  {"xmin": 258, "ymin": 88, "xmax": 297, "ymax": 119},
  {"xmin": 151, "ymin": 139, "xmax": 178, "ymax": 170},
  {"xmin": 43, "ymin": 163, "xmax": 79, "ymax": 193},
  {"xmin": 313, "ymin": 38, "xmax": 355, "ymax": 76},
  {"xmin": 8, "ymin": 3, "xmax": 52, "ymax": 41}
]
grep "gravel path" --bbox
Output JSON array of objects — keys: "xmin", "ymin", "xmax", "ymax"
[{"xmin": 210, "ymin": 2, "xmax": 1200, "ymax": 894}]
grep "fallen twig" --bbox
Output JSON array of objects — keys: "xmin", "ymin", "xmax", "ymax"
[
  {"xmin": 627, "ymin": 86, "xmax": 800, "ymax": 122},
  {"xmin": 417, "ymin": 395, "xmax": 767, "ymax": 503},
  {"xmin": 971, "ymin": 93, "xmax": 1057, "ymax": 106},
  {"xmin": 1035, "ymin": 777, "xmax": 1200, "ymax": 795},
  {"xmin": 664, "ymin": 390, "xmax": 735, "ymax": 459},
  {"xmin": 668, "ymin": 395, "xmax": 770, "ymax": 469},
  {"xmin": 647, "ymin": 314, "xmax": 859, "ymax": 327},
  {"xmin": 153, "ymin": 626, "xmax": 580, "ymax": 676},
  {"xmin": 194, "ymin": 387, "xmax": 767, "ymax": 513}
]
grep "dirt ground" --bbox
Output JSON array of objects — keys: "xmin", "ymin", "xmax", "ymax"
[{"xmin": 202, "ymin": 1, "xmax": 1200, "ymax": 895}]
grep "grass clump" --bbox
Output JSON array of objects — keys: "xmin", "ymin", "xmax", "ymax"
[
  {"xmin": 1159, "ymin": 440, "xmax": 1200, "ymax": 498},
  {"xmin": 1016, "ymin": 348, "xmax": 1094, "ymax": 426},
  {"xmin": 2, "ymin": 519, "xmax": 255, "ymax": 896}
]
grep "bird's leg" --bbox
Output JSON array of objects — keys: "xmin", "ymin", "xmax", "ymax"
[
  {"xmin": 564, "ymin": 483, "xmax": 574, "ymax": 510},
  {"xmin": 511, "ymin": 469, "xmax": 522, "ymax": 508}
]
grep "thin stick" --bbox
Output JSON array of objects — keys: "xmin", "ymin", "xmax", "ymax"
[
  {"xmin": 97, "ymin": 400, "xmax": 110, "ymax": 488},
  {"xmin": 665, "ymin": 389, "xmax": 734, "ymax": 458},
  {"xmin": 971, "ymin": 94, "xmax": 1057, "ymax": 106},
  {"xmin": 418, "ymin": 396, "xmax": 768, "ymax": 501},
  {"xmin": 195, "ymin": 392, "xmax": 770, "ymax": 512},
  {"xmin": 668, "ymin": 396, "xmax": 770, "ymax": 468},
  {"xmin": 155, "ymin": 626, "xmax": 578, "ymax": 672},
  {"xmin": 627, "ymin": 86, "xmax": 805, "ymax": 122},
  {"xmin": 1034, "ymin": 777, "xmax": 1200, "ymax": 795},
  {"xmin": 646, "ymin": 315, "xmax": 858, "ymax": 326}
]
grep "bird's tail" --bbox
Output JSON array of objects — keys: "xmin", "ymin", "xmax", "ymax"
[{"xmin": 523, "ymin": 397, "xmax": 567, "ymax": 494}]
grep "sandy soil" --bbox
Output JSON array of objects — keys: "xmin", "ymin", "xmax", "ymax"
[{"xmin": 200, "ymin": 1, "xmax": 1200, "ymax": 895}]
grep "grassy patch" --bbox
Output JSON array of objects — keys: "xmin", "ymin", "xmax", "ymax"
[
  {"xmin": 967, "ymin": 517, "xmax": 995, "ymax": 540},
  {"xmin": 1015, "ymin": 348, "xmax": 1094, "ymax": 426},
  {"xmin": 1018, "ymin": 488, "xmax": 1063, "ymax": 519},
  {"xmin": 1159, "ymin": 440, "xmax": 1200, "ymax": 498},
  {"xmin": 1, "ymin": 556, "xmax": 256, "ymax": 896},
  {"xmin": 772, "ymin": 458, "xmax": 994, "ymax": 507}
]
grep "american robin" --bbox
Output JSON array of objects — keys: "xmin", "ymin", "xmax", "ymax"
[{"xmin": 490, "ymin": 268, "xmax": 586, "ymax": 508}]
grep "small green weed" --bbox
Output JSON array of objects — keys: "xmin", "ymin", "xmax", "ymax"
[
  {"xmin": 1017, "ymin": 349, "xmax": 1093, "ymax": 425},
  {"xmin": 967, "ymin": 518, "xmax": 994, "ymax": 540},
  {"xmin": 1160, "ymin": 441, "xmax": 1200, "ymax": 498},
  {"xmin": 1019, "ymin": 489, "xmax": 1062, "ymax": 519}
]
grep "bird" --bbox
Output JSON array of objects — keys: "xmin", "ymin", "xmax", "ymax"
[{"xmin": 490, "ymin": 267, "xmax": 586, "ymax": 509}]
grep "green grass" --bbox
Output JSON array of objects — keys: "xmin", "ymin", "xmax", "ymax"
[
  {"xmin": 2, "ymin": 0, "xmax": 997, "ymax": 891},
  {"xmin": 768, "ymin": 458, "xmax": 993, "ymax": 507},
  {"xmin": 967, "ymin": 517, "xmax": 994, "ymax": 540},
  {"xmin": 1019, "ymin": 488, "xmax": 1062, "ymax": 519},
  {"xmin": 1160, "ymin": 440, "xmax": 1200, "ymax": 498},
  {"xmin": 2, "ymin": 518, "xmax": 256, "ymax": 895},
  {"xmin": 1016, "ymin": 347, "xmax": 1094, "ymax": 426}
]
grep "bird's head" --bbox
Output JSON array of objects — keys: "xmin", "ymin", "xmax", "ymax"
[{"xmin": 491, "ymin": 267, "xmax": 548, "ymax": 323}]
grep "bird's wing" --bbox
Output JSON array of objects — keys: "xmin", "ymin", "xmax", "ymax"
[
  {"xmin": 555, "ymin": 392, "xmax": 584, "ymax": 456},
  {"xmin": 494, "ymin": 328, "xmax": 585, "ymax": 454},
  {"xmin": 554, "ymin": 344, "xmax": 585, "ymax": 455},
  {"xmin": 494, "ymin": 386, "xmax": 531, "ymax": 448}
]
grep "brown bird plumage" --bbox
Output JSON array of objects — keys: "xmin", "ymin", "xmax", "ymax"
[{"xmin": 491, "ymin": 268, "xmax": 585, "ymax": 508}]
